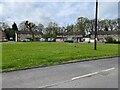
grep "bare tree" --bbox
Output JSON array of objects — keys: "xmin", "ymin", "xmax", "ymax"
[
  {"xmin": 25, "ymin": 21, "xmax": 37, "ymax": 41},
  {"xmin": 0, "ymin": 22, "xmax": 10, "ymax": 31},
  {"xmin": 44, "ymin": 22, "xmax": 59, "ymax": 40}
]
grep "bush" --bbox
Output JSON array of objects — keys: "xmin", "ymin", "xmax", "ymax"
[
  {"xmin": 105, "ymin": 36, "xmax": 119, "ymax": 44},
  {"xmin": 105, "ymin": 36, "xmax": 115, "ymax": 43}
]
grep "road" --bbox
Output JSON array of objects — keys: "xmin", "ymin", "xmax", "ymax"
[{"xmin": 2, "ymin": 57, "xmax": 118, "ymax": 88}]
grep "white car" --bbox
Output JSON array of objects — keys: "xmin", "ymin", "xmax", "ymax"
[
  {"xmin": 40, "ymin": 38, "xmax": 45, "ymax": 41},
  {"xmin": 82, "ymin": 38, "xmax": 90, "ymax": 43},
  {"xmin": 21, "ymin": 39, "xmax": 30, "ymax": 42}
]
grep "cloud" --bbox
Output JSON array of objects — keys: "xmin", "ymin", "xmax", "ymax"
[
  {"xmin": 98, "ymin": 2, "xmax": 118, "ymax": 20},
  {"xmin": 0, "ymin": 1, "xmax": 118, "ymax": 27},
  {"xmin": 1, "ymin": 0, "xmax": 119, "ymax": 2},
  {"xmin": 0, "ymin": 4, "xmax": 3, "ymax": 17}
]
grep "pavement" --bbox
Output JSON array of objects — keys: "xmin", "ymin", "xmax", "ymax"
[{"xmin": 2, "ymin": 57, "xmax": 118, "ymax": 88}]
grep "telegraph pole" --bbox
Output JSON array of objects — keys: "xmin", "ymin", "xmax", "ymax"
[{"xmin": 94, "ymin": 0, "xmax": 98, "ymax": 50}]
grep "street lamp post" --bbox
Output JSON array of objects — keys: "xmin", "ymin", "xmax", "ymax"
[
  {"xmin": 94, "ymin": 0, "xmax": 98, "ymax": 50},
  {"xmin": 73, "ymin": 24, "xmax": 77, "ymax": 47}
]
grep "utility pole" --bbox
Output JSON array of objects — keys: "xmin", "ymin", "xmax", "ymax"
[
  {"xmin": 73, "ymin": 24, "xmax": 77, "ymax": 47},
  {"xmin": 94, "ymin": 0, "xmax": 98, "ymax": 50}
]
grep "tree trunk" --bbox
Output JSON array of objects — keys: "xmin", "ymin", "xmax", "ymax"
[
  {"xmin": 31, "ymin": 32, "xmax": 35, "ymax": 41},
  {"xmin": 30, "ymin": 27, "xmax": 35, "ymax": 41}
]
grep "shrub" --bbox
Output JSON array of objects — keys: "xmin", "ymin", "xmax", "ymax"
[{"xmin": 105, "ymin": 36, "xmax": 118, "ymax": 43}]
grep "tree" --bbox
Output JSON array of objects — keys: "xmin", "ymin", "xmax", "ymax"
[
  {"xmin": 12, "ymin": 22, "xmax": 18, "ymax": 31},
  {"xmin": 111, "ymin": 19, "xmax": 118, "ymax": 31},
  {"xmin": 66, "ymin": 24, "xmax": 74, "ymax": 33},
  {"xmin": 18, "ymin": 21, "xmax": 29, "ymax": 31},
  {"xmin": 105, "ymin": 25, "xmax": 108, "ymax": 31},
  {"xmin": 104, "ymin": 19, "xmax": 109, "ymax": 31},
  {"xmin": 25, "ymin": 21, "xmax": 37, "ymax": 41},
  {"xmin": 76, "ymin": 17, "xmax": 89, "ymax": 36},
  {"xmin": 98, "ymin": 19, "xmax": 118, "ymax": 31},
  {"xmin": 11, "ymin": 22, "xmax": 18, "ymax": 41},
  {"xmin": 0, "ymin": 22, "xmax": 10, "ymax": 31},
  {"xmin": 4, "ymin": 28, "xmax": 15, "ymax": 40},
  {"xmin": 18, "ymin": 21, "xmax": 37, "ymax": 41},
  {"xmin": 37, "ymin": 23, "xmax": 44, "ymax": 32},
  {"xmin": 0, "ymin": 22, "xmax": 12, "ymax": 40},
  {"xmin": 88, "ymin": 19, "xmax": 95, "ymax": 32},
  {"xmin": 98, "ymin": 20, "xmax": 104, "ymax": 31},
  {"xmin": 44, "ymin": 22, "xmax": 59, "ymax": 40},
  {"xmin": 76, "ymin": 17, "xmax": 85, "ymax": 32}
]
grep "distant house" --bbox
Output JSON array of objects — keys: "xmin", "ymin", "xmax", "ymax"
[
  {"xmin": 16, "ymin": 31, "xmax": 43, "ymax": 41},
  {"xmin": 56, "ymin": 33, "xmax": 64, "ymax": 42},
  {"xmin": 90, "ymin": 31, "xmax": 119, "ymax": 42},
  {"xmin": 56, "ymin": 31, "xmax": 119, "ymax": 43},
  {"xmin": 56, "ymin": 32, "xmax": 84, "ymax": 42},
  {"xmin": 0, "ymin": 30, "xmax": 7, "ymax": 42}
]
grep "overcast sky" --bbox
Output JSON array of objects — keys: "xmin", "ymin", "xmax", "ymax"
[{"xmin": 0, "ymin": 0, "xmax": 118, "ymax": 27}]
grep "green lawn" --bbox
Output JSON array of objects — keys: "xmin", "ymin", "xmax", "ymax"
[{"xmin": 2, "ymin": 42, "xmax": 118, "ymax": 71}]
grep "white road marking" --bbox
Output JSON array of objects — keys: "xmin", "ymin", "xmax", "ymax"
[
  {"xmin": 100, "ymin": 67, "xmax": 115, "ymax": 72},
  {"xmin": 39, "ymin": 67, "xmax": 115, "ymax": 88},
  {"xmin": 71, "ymin": 72, "xmax": 99, "ymax": 80},
  {"xmin": 71, "ymin": 67, "xmax": 115, "ymax": 81}
]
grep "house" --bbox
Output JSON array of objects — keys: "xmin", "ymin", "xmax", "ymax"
[
  {"xmin": 0, "ymin": 30, "xmax": 7, "ymax": 42},
  {"xmin": 56, "ymin": 32, "xmax": 84, "ymax": 42},
  {"xmin": 16, "ymin": 31, "xmax": 43, "ymax": 41},
  {"xmin": 56, "ymin": 33, "xmax": 64, "ymax": 42},
  {"xmin": 56, "ymin": 31, "xmax": 119, "ymax": 43},
  {"xmin": 90, "ymin": 31, "xmax": 120, "ymax": 42}
]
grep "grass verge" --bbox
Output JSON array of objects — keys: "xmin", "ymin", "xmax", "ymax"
[{"xmin": 2, "ymin": 42, "xmax": 119, "ymax": 72}]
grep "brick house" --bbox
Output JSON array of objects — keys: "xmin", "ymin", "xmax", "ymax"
[
  {"xmin": 56, "ymin": 32, "xmax": 84, "ymax": 42},
  {"xmin": 56, "ymin": 31, "xmax": 119, "ymax": 43},
  {"xmin": 16, "ymin": 31, "xmax": 43, "ymax": 41},
  {"xmin": 0, "ymin": 30, "xmax": 7, "ymax": 42},
  {"xmin": 90, "ymin": 31, "xmax": 119, "ymax": 42}
]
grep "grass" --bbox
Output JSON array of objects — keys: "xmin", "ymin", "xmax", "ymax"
[{"xmin": 2, "ymin": 42, "xmax": 119, "ymax": 71}]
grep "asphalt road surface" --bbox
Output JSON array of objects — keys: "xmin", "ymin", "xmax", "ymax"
[{"xmin": 2, "ymin": 57, "xmax": 118, "ymax": 88}]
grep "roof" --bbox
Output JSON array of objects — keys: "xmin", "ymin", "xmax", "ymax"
[
  {"xmin": 17, "ymin": 31, "xmax": 43, "ymax": 35},
  {"xmin": 57, "ymin": 32, "xmax": 84, "ymax": 36},
  {"xmin": 0, "ymin": 30, "xmax": 6, "ymax": 35},
  {"xmin": 91, "ymin": 31, "xmax": 119, "ymax": 35}
]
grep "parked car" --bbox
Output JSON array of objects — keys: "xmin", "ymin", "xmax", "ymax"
[
  {"xmin": 0, "ymin": 38, "xmax": 8, "ymax": 42},
  {"xmin": 9, "ymin": 37, "xmax": 14, "ymax": 41},
  {"xmin": 82, "ymin": 38, "xmax": 90, "ymax": 43},
  {"xmin": 48, "ymin": 38, "xmax": 55, "ymax": 42},
  {"xmin": 21, "ymin": 39, "xmax": 30, "ymax": 42},
  {"xmin": 40, "ymin": 38, "xmax": 45, "ymax": 42},
  {"xmin": 90, "ymin": 39, "xmax": 94, "ymax": 43}
]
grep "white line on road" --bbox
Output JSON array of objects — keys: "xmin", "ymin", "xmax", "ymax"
[
  {"xmin": 100, "ymin": 67, "xmax": 115, "ymax": 72},
  {"xmin": 71, "ymin": 72, "xmax": 99, "ymax": 80},
  {"xmin": 71, "ymin": 67, "xmax": 115, "ymax": 81},
  {"xmin": 39, "ymin": 67, "xmax": 115, "ymax": 88}
]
